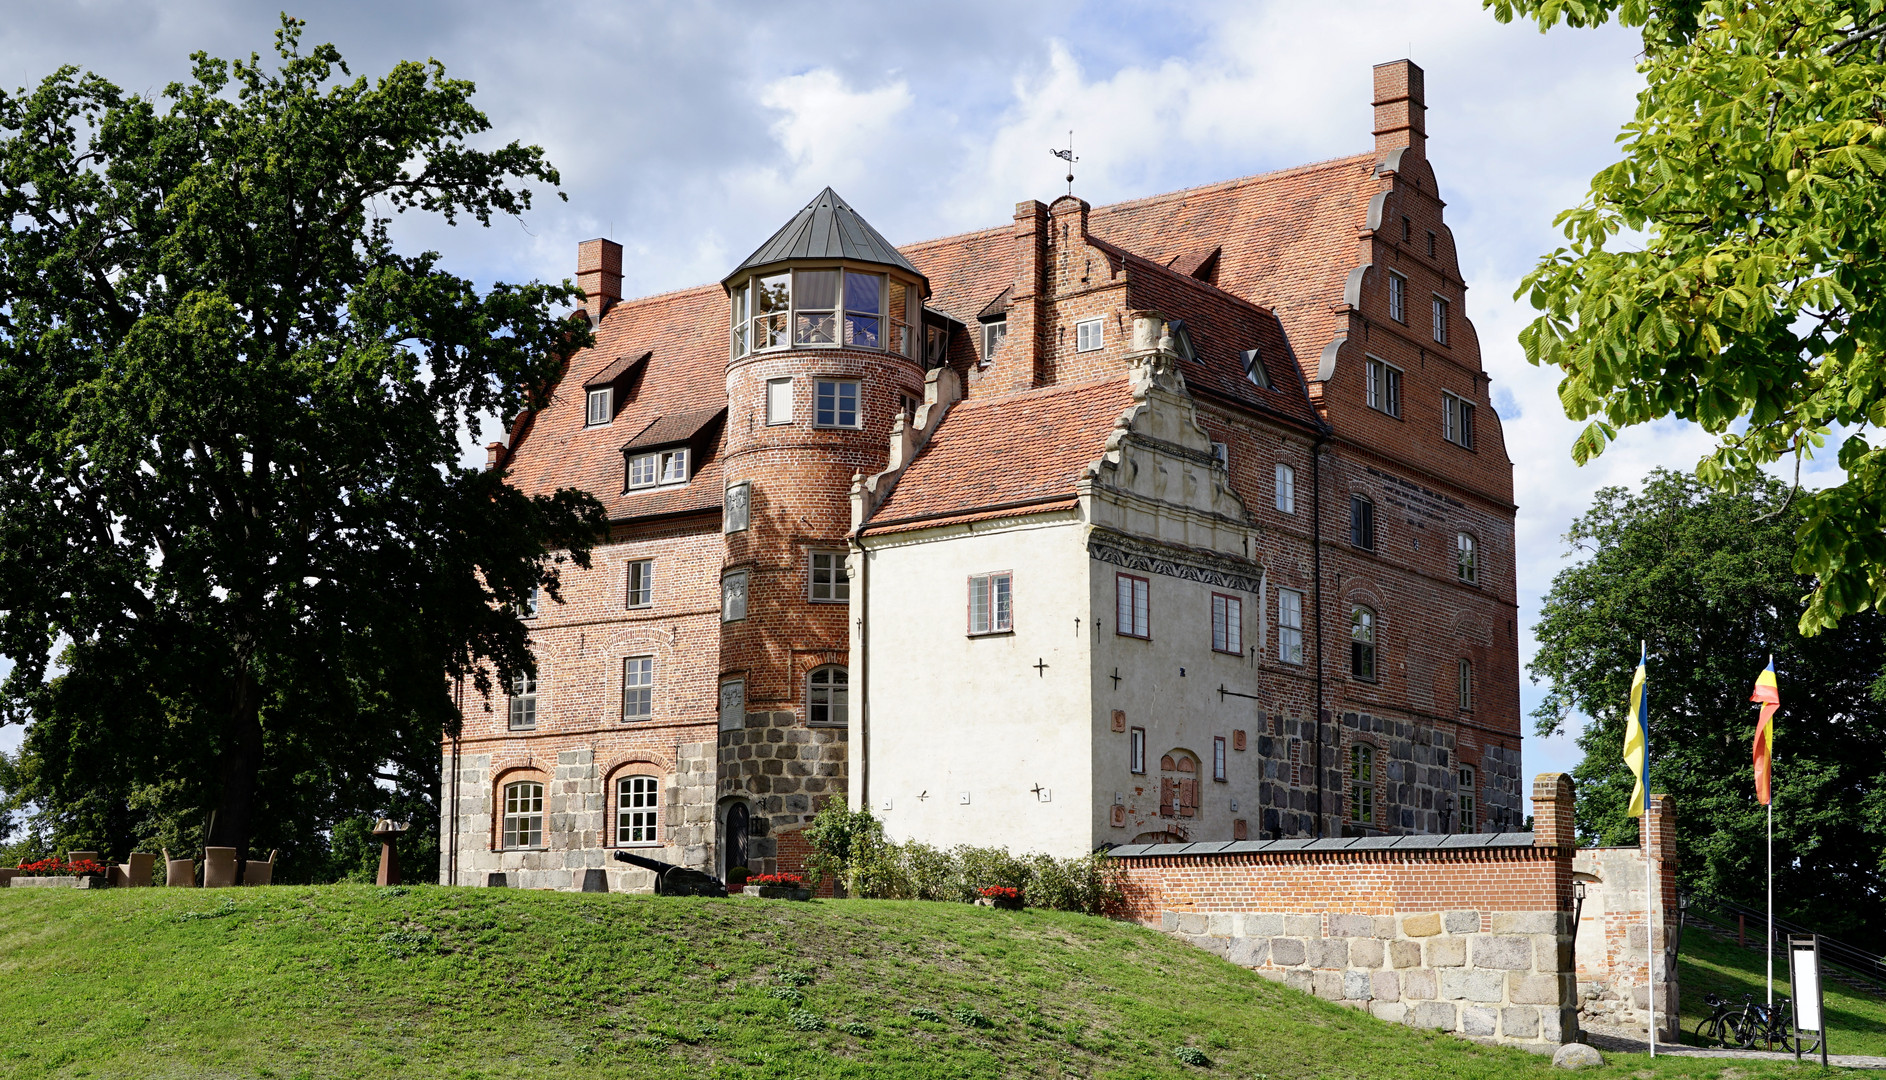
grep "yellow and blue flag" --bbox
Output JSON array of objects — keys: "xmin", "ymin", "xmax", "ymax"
[
  {"xmin": 1751, "ymin": 658, "xmax": 1778, "ymax": 806},
  {"xmin": 1623, "ymin": 646, "xmax": 1649, "ymax": 818}
]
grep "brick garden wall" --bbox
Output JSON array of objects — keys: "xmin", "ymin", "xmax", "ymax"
[{"xmin": 1111, "ymin": 773, "xmax": 1589, "ymax": 1048}]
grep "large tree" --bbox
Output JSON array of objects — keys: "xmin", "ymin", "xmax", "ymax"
[
  {"xmin": 1531, "ymin": 469, "xmax": 1886, "ymax": 947},
  {"xmin": 0, "ymin": 19, "xmax": 605, "ymax": 872},
  {"xmin": 1488, "ymin": 0, "xmax": 1886, "ymax": 633}
]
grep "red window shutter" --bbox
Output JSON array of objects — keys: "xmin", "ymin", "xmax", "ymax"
[
  {"xmin": 1233, "ymin": 818, "xmax": 1248, "ymax": 841},
  {"xmin": 1160, "ymin": 779, "xmax": 1176, "ymax": 817},
  {"xmin": 1179, "ymin": 779, "xmax": 1198, "ymax": 816},
  {"xmin": 1159, "ymin": 754, "xmax": 1175, "ymax": 773}
]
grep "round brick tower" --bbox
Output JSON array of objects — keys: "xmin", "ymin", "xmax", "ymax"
[{"xmin": 713, "ymin": 187, "xmax": 933, "ymax": 877}]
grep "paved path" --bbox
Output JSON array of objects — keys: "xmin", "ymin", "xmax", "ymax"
[{"xmin": 1583, "ymin": 1027, "xmax": 1886, "ymax": 1070}]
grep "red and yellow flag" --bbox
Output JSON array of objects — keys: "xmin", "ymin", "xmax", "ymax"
[{"xmin": 1750, "ymin": 659, "xmax": 1779, "ymax": 805}]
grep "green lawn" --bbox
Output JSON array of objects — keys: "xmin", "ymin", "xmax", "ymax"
[
  {"xmin": 1678, "ymin": 912, "xmax": 1886, "ymax": 1057},
  {"xmin": 0, "ymin": 886, "xmax": 1860, "ymax": 1079}
]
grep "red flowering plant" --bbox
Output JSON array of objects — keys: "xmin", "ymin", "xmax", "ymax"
[
  {"xmin": 749, "ymin": 873, "xmax": 806, "ymax": 890},
  {"xmin": 15, "ymin": 857, "xmax": 108, "ymax": 877},
  {"xmin": 978, "ymin": 886, "xmax": 1024, "ymax": 903}
]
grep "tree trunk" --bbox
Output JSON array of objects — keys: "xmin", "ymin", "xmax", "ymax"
[{"xmin": 208, "ymin": 666, "xmax": 264, "ymax": 861}]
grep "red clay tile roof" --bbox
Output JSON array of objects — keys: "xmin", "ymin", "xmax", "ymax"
[
  {"xmin": 584, "ymin": 350, "xmax": 650, "ymax": 389},
  {"xmin": 506, "ymin": 154, "xmax": 1380, "ymax": 521},
  {"xmin": 503, "ymin": 283, "xmax": 728, "ymax": 522},
  {"xmin": 865, "ymin": 379, "xmax": 1134, "ymax": 528},
  {"xmin": 622, "ymin": 407, "xmax": 725, "ymax": 450}
]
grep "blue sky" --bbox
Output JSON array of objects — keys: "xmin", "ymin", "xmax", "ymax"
[{"xmin": 0, "ymin": 1, "xmax": 1840, "ymax": 806}]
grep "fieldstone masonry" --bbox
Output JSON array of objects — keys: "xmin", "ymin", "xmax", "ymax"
[{"xmin": 718, "ymin": 709, "xmax": 848, "ymax": 874}]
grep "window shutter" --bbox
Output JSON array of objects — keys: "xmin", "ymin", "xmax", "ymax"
[
  {"xmin": 1178, "ymin": 779, "xmax": 1198, "ymax": 817},
  {"xmin": 1160, "ymin": 778, "xmax": 1177, "ymax": 817}
]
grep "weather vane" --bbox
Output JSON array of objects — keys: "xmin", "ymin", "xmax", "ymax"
[{"xmin": 1050, "ymin": 130, "xmax": 1077, "ymax": 196}]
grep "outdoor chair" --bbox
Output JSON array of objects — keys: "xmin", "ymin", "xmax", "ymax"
[
  {"xmin": 242, "ymin": 850, "xmax": 278, "ymax": 886},
  {"xmin": 66, "ymin": 850, "xmax": 100, "ymax": 868},
  {"xmin": 110, "ymin": 853, "xmax": 155, "ymax": 888},
  {"xmin": 162, "ymin": 849, "xmax": 196, "ymax": 887},
  {"xmin": 202, "ymin": 846, "xmax": 238, "ymax": 888}
]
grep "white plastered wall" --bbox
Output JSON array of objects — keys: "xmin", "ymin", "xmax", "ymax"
[
  {"xmin": 1089, "ymin": 557, "xmax": 1267, "ymax": 844},
  {"xmin": 853, "ymin": 511, "xmax": 1097, "ymax": 857}
]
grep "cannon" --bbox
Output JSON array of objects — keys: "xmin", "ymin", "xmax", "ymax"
[{"xmin": 611, "ymin": 849, "xmax": 728, "ymax": 897}]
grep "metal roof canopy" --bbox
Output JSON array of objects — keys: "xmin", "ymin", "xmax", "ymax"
[{"xmin": 724, "ymin": 187, "xmax": 926, "ymax": 288}]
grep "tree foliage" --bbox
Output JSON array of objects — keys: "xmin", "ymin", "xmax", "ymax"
[
  {"xmin": 0, "ymin": 19, "xmax": 605, "ymax": 874},
  {"xmin": 1488, "ymin": 0, "xmax": 1886, "ymax": 632},
  {"xmin": 1531, "ymin": 469, "xmax": 1886, "ymax": 946}
]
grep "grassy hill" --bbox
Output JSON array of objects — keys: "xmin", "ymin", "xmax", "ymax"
[
  {"xmin": 1677, "ymin": 910, "xmax": 1886, "ymax": 1057},
  {"xmin": 0, "ymin": 886, "xmax": 1852, "ymax": 1079}
]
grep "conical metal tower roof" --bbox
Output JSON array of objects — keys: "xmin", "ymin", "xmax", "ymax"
[{"xmin": 723, "ymin": 187, "xmax": 925, "ymax": 285}]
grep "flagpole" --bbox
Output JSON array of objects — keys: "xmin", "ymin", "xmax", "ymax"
[
  {"xmin": 1766, "ymin": 798, "xmax": 1774, "ymax": 1006},
  {"xmin": 1644, "ymin": 639, "xmax": 1656, "ymax": 1058}
]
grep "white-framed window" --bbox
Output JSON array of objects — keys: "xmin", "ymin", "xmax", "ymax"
[
  {"xmin": 1211, "ymin": 593, "xmax": 1243, "ymax": 656},
  {"xmin": 1277, "ymin": 588, "xmax": 1304, "ymax": 665},
  {"xmin": 518, "ymin": 584, "xmax": 540, "ymax": 620},
  {"xmin": 1351, "ymin": 606, "xmax": 1377, "ymax": 681},
  {"xmin": 808, "ymin": 665, "xmax": 848, "ymax": 726},
  {"xmin": 842, "ymin": 270, "xmax": 884, "ymax": 349},
  {"xmin": 809, "ymin": 550, "xmax": 848, "ymax": 603},
  {"xmin": 1365, "ymin": 357, "xmax": 1402, "ymax": 419},
  {"xmin": 725, "ymin": 482, "xmax": 750, "ymax": 533},
  {"xmin": 628, "ymin": 448, "xmax": 689, "ymax": 489},
  {"xmin": 1211, "ymin": 441, "xmax": 1229, "ymax": 468},
  {"xmin": 793, "ymin": 268, "xmax": 838, "ymax": 346},
  {"xmin": 586, "ymin": 387, "xmax": 613, "ymax": 427},
  {"xmin": 1130, "ymin": 727, "xmax": 1146, "ymax": 774},
  {"xmin": 1350, "ymin": 495, "xmax": 1375, "ymax": 550},
  {"xmin": 1213, "ymin": 736, "xmax": 1227, "ymax": 782},
  {"xmin": 1350, "ymin": 744, "xmax": 1375, "ymax": 823},
  {"xmin": 626, "ymin": 559, "xmax": 654, "ymax": 608},
  {"xmin": 968, "ymin": 572, "xmax": 1013, "ymax": 635},
  {"xmin": 983, "ymin": 318, "xmax": 1007, "ymax": 360},
  {"xmin": 752, "ymin": 272, "xmax": 790, "ymax": 351},
  {"xmin": 1456, "ymin": 532, "xmax": 1477, "ymax": 584},
  {"xmin": 731, "ymin": 278, "xmax": 750, "ymax": 358},
  {"xmin": 616, "ymin": 775, "xmax": 659, "ymax": 844},
  {"xmin": 502, "ymin": 781, "xmax": 544, "ymax": 848},
  {"xmin": 721, "ymin": 571, "xmax": 748, "ymax": 622},
  {"xmin": 766, "ymin": 378, "xmax": 793, "ymax": 425},
  {"xmin": 1075, "ymin": 318, "xmax": 1104, "ymax": 352},
  {"xmin": 1457, "ymin": 658, "xmax": 1473, "ymax": 711},
  {"xmin": 1388, "ymin": 271, "xmax": 1407, "ymax": 324},
  {"xmin": 1271, "ymin": 463, "xmax": 1294, "ymax": 514},
  {"xmin": 508, "ymin": 672, "xmax": 538, "ymax": 730},
  {"xmin": 1432, "ymin": 295, "xmax": 1449, "ymax": 344},
  {"xmin": 1115, "ymin": 573, "xmax": 1150, "ymax": 639},
  {"xmin": 1242, "ymin": 347, "xmax": 1271, "ymax": 389},
  {"xmin": 622, "ymin": 655, "xmax": 654, "ymax": 720},
  {"xmin": 813, "ymin": 379, "xmax": 861, "ymax": 428},
  {"xmin": 1443, "ymin": 391, "xmax": 1475, "ymax": 449},
  {"xmin": 1457, "ymin": 765, "xmax": 1477, "ymax": 831}
]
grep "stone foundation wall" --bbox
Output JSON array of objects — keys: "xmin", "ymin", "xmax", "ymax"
[
  {"xmin": 1160, "ymin": 906, "xmax": 1575, "ymax": 1044},
  {"xmin": 717, "ymin": 709, "xmax": 847, "ymax": 876}
]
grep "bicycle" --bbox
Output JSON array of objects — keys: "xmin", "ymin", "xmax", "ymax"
[
  {"xmin": 1691, "ymin": 992, "xmax": 1750, "ymax": 1048},
  {"xmin": 1735, "ymin": 995, "xmax": 1823, "ymax": 1055}
]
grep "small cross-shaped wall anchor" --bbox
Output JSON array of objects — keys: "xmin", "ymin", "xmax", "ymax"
[
  {"xmin": 1110, "ymin": 667, "xmax": 1121, "ymax": 689},
  {"xmin": 1034, "ymin": 658, "xmax": 1049, "ymax": 677},
  {"xmin": 916, "ymin": 790, "xmax": 928, "ymax": 802},
  {"xmin": 1031, "ymin": 784, "xmax": 1052, "ymax": 803}
]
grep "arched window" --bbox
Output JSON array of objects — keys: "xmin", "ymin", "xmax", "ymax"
[
  {"xmin": 1456, "ymin": 531, "xmax": 1477, "ymax": 583},
  {"xmin": 724, "ymin": 802, "xmax": 750, "ymax": 879},
  {"xmin": 1158, "ymin": 751, "xmax": 1199, "ymax": 819},
  {"xmin": 808, "ymin": 665, "xmax": 849, "ymax": 726},
  {"xmin": 1457, "ymin": 765, "xmax": 1477, "ymax": 832},
  {"xmin": 616, "ymin": 775, "xmax": 659, "ymax": 845},
  {"xmin": 1274, "ymin": 463, "xmax": 1296, "ymax": 514},
  {"xmin": 502, "ymin": 781, "xmax": 543, "ymax": 849},
  {"xmin": 1350, "ymin": 606, "xmax": 1377, "ymax": 681},
  {"xmin": 1350, "ymin": 745, "xmax": 1375, "ymax": 824},
  {"xmin": 1457, "ymin": 659, "xmax": 1473, "ymax": 711}
]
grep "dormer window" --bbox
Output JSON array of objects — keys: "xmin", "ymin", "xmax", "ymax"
[
  {"xmin": 586, "ymin": 387, "xmax": 613, "ymax": 427},
  {"xmin": 628, "ymin": 448, "xmax": 689, "ymax": 489}
]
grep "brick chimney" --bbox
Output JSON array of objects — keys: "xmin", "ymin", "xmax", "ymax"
[
  {"xmin": 1372, "ymin": 59, "xmax": 1426, "ymax": 160},
  {"xmin": 984, "ymin": 199, "xmax": 1049, "ymax": 394},
  {"xmin": 576, "ymin": 237, "xmax": 622, "ymax": 321}
]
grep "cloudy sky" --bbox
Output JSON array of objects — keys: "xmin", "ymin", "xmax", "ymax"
[{"xmin": 0, "ymin": 1, "xmax": 1837, "ymax": 804}]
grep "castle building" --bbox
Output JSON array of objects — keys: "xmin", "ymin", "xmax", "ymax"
[{"xmin": 441, "ymin": 60, "xmax": 1523, "ymax": 889}]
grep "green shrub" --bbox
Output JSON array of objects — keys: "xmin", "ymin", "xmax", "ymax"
[
  {"xmin": 909, "ymin": 1006, "xmax": 945, "ymax": 1023},
  {"xmin": 836, "ymin": 1020, "xmax": 873, "ymax": 1037},
  {"xmin": 788, "ymin": 1010, "xmax": 823, "ymax": 1032},
  {"xmin": 1173, "ymin": 1044, "xmax": 1212, "ymax": 1066},
  {"xmin": 950, "ymin": 1004, "xmax": 992, "ymax": 1029}
]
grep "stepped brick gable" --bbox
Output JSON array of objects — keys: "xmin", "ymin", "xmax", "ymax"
[{"xmin": 443, "ymin": 59, "xmax": 1523, "ymax": 898}]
